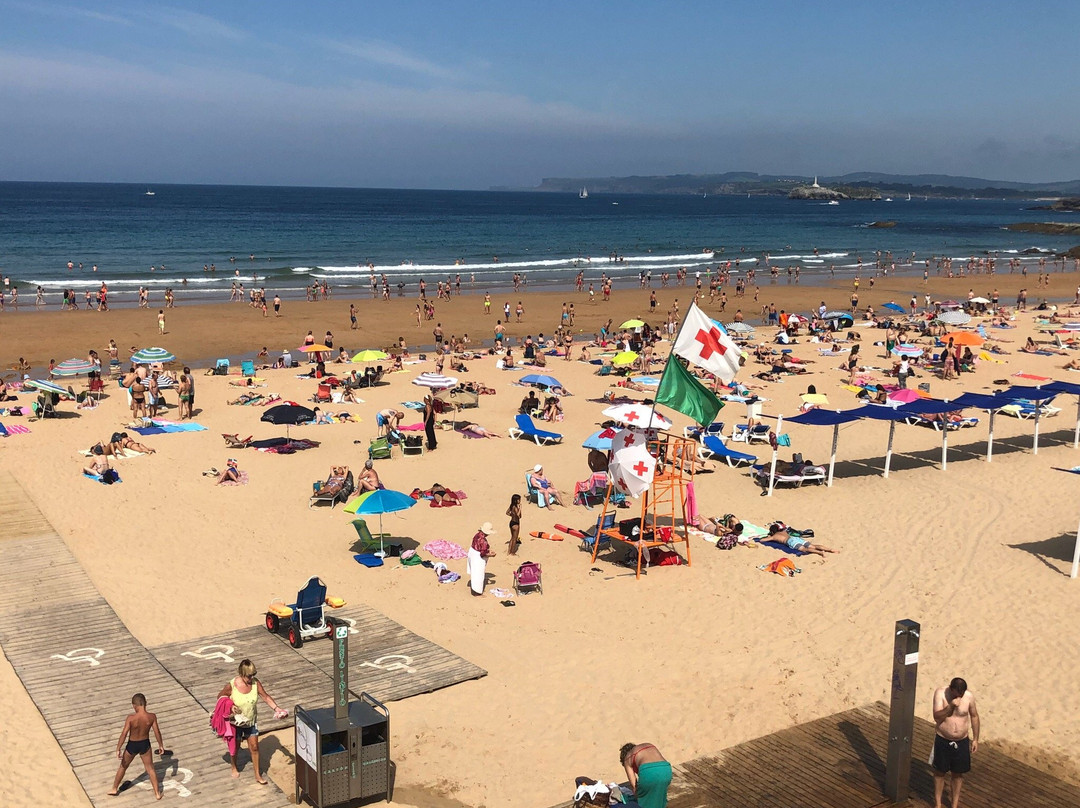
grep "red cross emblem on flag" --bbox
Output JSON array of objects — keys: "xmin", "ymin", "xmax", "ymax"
[{"xmin": 694, "ymin": 327, "xmax": 728, "ymax": 360}]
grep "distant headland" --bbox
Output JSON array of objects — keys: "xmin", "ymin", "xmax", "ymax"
[{"xmin": 523, "ymin": 171, "xmax": 1080, "ymax": 199}]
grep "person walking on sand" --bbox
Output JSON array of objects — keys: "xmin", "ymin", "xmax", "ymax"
[
  {"xmin": 217, "ymin": 659, "xmax": 288, "ymax": 784},
  {"xmin": 156, "ymin": 309, "xmax": 165, "ymax": 335},
  {"xmin": 423, "ymin": 396, "xmax": 438, "ymax": 451},
  {"xmin": 931, "ymin": 677, "xmax": 980, "ymax": 808},
  {"xmin": 108, "ymin": 693, "xmax": 165, "ymax": 799}
]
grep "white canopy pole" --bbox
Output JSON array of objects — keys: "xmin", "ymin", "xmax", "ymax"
[
  {"xmin": 941, "ymin": 424, "xmax": 948, "ymax": 470},
  {"xmin": 827, "ymin": 422, "xmax": 838, "ymax": 487},
  {"xmin": 1074, "ymin": 394, "xmax": 1080, "ymax": 450},
  {"xmin": 767, "ymin": 414, "xmax": 783, "ymax": 497},
  {"xmin": 884, "ymin": 420, "xmax": 896, "ymax": 478},
  {"xmin": 1033, "ymin": 403, "xmax": 1041, "ymax": 455},
  {"xmin": 986, "ymin": 409, "xmax": 995, "ymax": 462}
]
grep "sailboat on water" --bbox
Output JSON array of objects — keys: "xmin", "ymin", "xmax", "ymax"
[
  {"xmin": 906, "ymin": 193, "xmax": 912, "ymax": 201},
  {"xmin": 145, "ymin": 188, "xmax": 155, "ymax": 196},
  {"xmin": 579, "ymin": 187, "xmax": 588, "ymax": 199}
]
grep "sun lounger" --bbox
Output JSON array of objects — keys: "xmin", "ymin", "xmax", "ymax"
[
  {"xmin": 997, "ymin": 399, "xmax": 1061, "ymax": 419},
  {"xmin": 684, "ymin": 421, "xmax": 724, "ymax": 440},
  {"xmin": 309, "ymin": 469, "xmax": 354, "ymax": 509},
  {"xmin": 731, "ymin": 423, "xmax": 771, "ymax": 444},
  {"xmin": 753, "ymin": 464, "xmax": 826, "ymax": 488},
  {"xmin": 507, "ymin": 413, "xmax": 563, "ymax": 445},
  {"xmin": 698, "ymin": 436, "xmax": 757, "ymax": 467},
  {"xmin": 904, "ymin": 415, "xmax": 979, "ymax": 431},
  {"xmin": 222, "ymin": 433, "xmax": 253, "ymax": 448}
]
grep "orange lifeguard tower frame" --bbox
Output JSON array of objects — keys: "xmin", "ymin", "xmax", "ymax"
[{"xmin": 591, "ymin": 432, "xmax": 695, "ymax": 578}]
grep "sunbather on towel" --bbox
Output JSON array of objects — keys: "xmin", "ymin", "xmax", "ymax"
[
  {"xmin": 767, "ymin": 523, "xmax": 838, "ymax": 558},
  {"xmin": 82, "ymin": 456, "xmax": 111, "ymax": 478},
  {"xmin": 216, "ymin": 458, "xmax": 242, "ymax": 485},
  {"xmin": 455, "ymin": 421, "xmax": 502, "ymax": 438}
]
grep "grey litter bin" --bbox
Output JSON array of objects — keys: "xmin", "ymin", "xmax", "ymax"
[{"xmin": 295, "ymin": 693, "xmax": 390, "ymax": 806}]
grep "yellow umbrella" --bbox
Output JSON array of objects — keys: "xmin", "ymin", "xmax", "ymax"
[
  {"xmin": 301, "ymin": 343, "xmax": 332, "ymax": 352},
  {"xmin": 611, "ymin": 351, "xmax": 638, "ymax": 366},
  {"xmin": 352, "ymin": 349, "xmax": 389, "ymax": 362},
  {"xmin": 620, "ymin": 319, "xmax": 646, "ymax": 329}
]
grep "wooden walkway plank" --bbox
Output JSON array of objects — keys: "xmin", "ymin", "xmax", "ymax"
[{"xmin": 0, "ymin": 473, "xmax": 292, "ymax": 808}]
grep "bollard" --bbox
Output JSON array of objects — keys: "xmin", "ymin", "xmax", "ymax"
[
  {"xmin": 333, "ymin": 624, "xmax": 349, "ymax": 720},
  {"xmin": 885, "ymin": 619, "xmax": 920, "ymax": 801}
]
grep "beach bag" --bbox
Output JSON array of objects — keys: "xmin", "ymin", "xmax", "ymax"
[
  {"xmin": 715, "ymin": 532, "xmax": 739, "ymax": 550},
  {"xmin": 648, "ymin": 548, "xmax": 682, "ymax": 566},
  {"xmin": 761, "ymin": 558, "xmax": 800, "ymax": 577},
  {"xmin": 777, "ymin": 433, "xmax": 791, "ymax": 447},
  {"xmin": 101, "ymin": 469, "xmax": 119, "ymax": 485}
]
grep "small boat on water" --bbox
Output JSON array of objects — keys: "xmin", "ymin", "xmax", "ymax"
[
  {"xmin": 579, "ymin": 187, "xmax": 588, "ymax": 199},
  {"xmin": 826, "ymin": 200, "xmax": 840, "ymax": 206},
  {"xmin": 906, "ymin": 193, "xmax": 912, "ymax": 201},
  {"xmin": 145, "ymin": 189, "xmax": 155, "ymax": 196}
]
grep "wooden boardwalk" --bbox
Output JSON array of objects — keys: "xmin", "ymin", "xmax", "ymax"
[
  {"xmin": 553, "ymin": 702, "xmax": 1080, "ymax": 808},
  {"xmin": 152, "ymin": 603, "xmax": 487, "ymax": 733},
  {"xmin": 0, "ymin": 473, "xmax": 291, "ymax": 808}
]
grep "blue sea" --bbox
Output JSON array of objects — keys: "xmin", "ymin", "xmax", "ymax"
[{"xmin": 0, "ymin": 181, "xmax": 1075, "ymax": 304}]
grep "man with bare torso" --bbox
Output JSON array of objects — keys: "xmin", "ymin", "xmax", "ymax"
[
  {"xmin": 931, "ymin": 677, "xmax": 980, "ymax": 808},
  {"xmin": 109, "ymin": 693, "xmax": 165, "ymax": 799}
]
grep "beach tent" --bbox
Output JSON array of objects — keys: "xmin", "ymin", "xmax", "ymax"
[{"xmin": 786, "ymin": 408, "xmax": 865, "ymax": 486}]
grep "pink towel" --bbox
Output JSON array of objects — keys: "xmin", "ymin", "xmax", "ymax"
[
  {"xmin": 423, "ymin": 540, "xmax": 467, "ymax": 559},
  {"xmin": 685, "ymin": 482, "xmax": 699, "ymax": 523}
]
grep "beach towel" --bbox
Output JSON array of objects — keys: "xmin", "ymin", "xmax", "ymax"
[
  {"xmin": 685, "ymin": 481, "xmax": 698, "ymax": 523},
  {"xmin": 132, "ymin": 426, "xmax": 169, "ymax": 435},
  {"xmin": 83, "ymin": 471, "xmax": 122, "ymax": 484},
  {"xmin": 432, "ymin": 562, "xmax": 460, "ymax": 583},
  {"xmin": 759, "ymin": 539, "xmax": 808, "ymax": 556},
  {"xmin": 759, "ymin": 557, "xmax": 801, "ymax": 576},
  {"xmin": 423, "ymin": 540, "xmax": 467, "ymax": 560},
  {"xmin": 79, "ymin": 447, "xmax": 143, "ymax": 458},
  {"xmin": 354, "ymin": 553, "xmax": 384, "ymax": 567},
  {"xmin": 0, "ymin": 423, "xmax": 30, "ymax": 436},
  {"xmin": 1013, "ymin": 373, "xmax": 1052, "ymax": 381},
  {"xmin": 467, "ymin": 547, "xmax": 486, "ymax": 594},
  {"xmin": 218, "ymin": 470, "xmax": 249, "ymax": 486},
  {"xmin": 401, "ymin": 401, "xmax": 425, "ymax": 409}
]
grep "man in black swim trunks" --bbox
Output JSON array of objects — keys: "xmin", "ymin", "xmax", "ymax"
[
  {"xmin": 931, "ymin": 677, "xmax": 980, "ymax": 808},
  {"xmin": 109, "ymin": 693, "xmax": 165, "ymax": 798}
]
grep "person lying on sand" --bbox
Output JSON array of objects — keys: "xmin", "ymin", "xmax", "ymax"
[
  {"xmin": 455, "ymin": 421, "xmax": 502, "ymax": 438},
  {"xmin": 767, "ymin": 523, "xmax": 838, "ymax": 558}
]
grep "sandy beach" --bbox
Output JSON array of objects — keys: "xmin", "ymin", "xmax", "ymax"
[{"xmin": 3, "ymin": 272, "xmax": 1080, "ymax": 808}]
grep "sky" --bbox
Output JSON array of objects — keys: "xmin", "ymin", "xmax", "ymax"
[{"xmin": 1, "ymin": 1, "xmax": 1079, "ymax": 189}]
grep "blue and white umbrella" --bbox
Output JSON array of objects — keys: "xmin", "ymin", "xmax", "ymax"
[
  {"xmin": 882, "ymin": 302, "xmax": 906, "ymax": 314},
  {"xmin": 724, "ymin": 322, "xmax": 756, "ymax": 335},
  {"xmin": 131, "ymin": 347, "xmax": 176, "ymax": 364},
  {"xmin": 891, "ymin": 344, "xmax": 924, "ymax": 357},
  {"xmin": 520, "ymin": 373, "xmax": 563, "ymax": 389},
  {"xmin": 28, "ymin": 379, "xmax": 67, "ymax": 395}
]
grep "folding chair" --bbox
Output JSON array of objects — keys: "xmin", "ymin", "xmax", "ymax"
[{"xmin": 241, "ymin": 360, "xmax": 256, "ymax": 377}]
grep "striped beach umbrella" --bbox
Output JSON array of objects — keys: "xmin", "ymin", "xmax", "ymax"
[
  {"xmin": 724, "ymin": 322, "xmax": 755, "ymax": 335},
  {"xmin": 936, "ymin": 311, "xmax": 971, "ymax": 326},
  {"xmin": 131, "ymin": 347, "xmax": 175, "ymax": 364},
  {"xmin": 412, "ymin": 373, "xmax": 458, "ymax": 389},
  {"xmin": 52, "ymin": 358, "xmax": 96, "ymax": 377},
  {"xmin": 27, "ymin": 379, "xmax": 67, "ymax": 395},
  {"xmin": 890, "ymin": 344, "xmax": 923, "ymax": 357}
]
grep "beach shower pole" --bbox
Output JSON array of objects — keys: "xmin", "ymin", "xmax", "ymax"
[
  {"xmin": 1033, "ymin": 404, "xmax": 1041, "ymax": 455},
  {"xmin": 885, "ymin": 619, "xmax": 921, "ymax": 802},
  {"xmin": 884, "ymin": 420, "xmax": 896, "ymax": 478},
  {"xmin": 986, "ymin": 410, "xmax": 995, "ymax": 462},
  {"xmin": 827, "ymin": 422, "xmax": 838, "ymax": 487},
  {"xmin": 940, "ymin": 425, "xmax": 948, "ymax": 470}
]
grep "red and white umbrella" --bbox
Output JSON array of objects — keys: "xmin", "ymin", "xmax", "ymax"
[
  {"xmin": 609, "ymin": 428, "xmax": 656, "ymax": 498},
  {"xmin": 601, "ymin": 403, "xmax": 671, "ymax": 430},
  {"xmin": 412, "ymin": 373, "xmax": 458, "ymax": 389}
]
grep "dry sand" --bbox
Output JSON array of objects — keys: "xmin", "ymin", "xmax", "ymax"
[{"xmin": 3, "ymin": 273, "xmax": 1080, "ymax": 808}]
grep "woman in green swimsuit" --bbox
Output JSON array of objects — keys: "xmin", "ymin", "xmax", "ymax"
[{"xmin": 620, "ymin": 742, "xmax": 672, "ymax": 808}]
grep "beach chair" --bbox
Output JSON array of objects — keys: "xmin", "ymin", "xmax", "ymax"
[
  {"xmin": 731, "ymin": 423, "xmax": 770, "ymax": 444},
  {"xmin": 368, "ymin": 436, "xmax": 393, "ymax": 460},
  {"xmin": 400, "ymin": 433, "xmax": 425, "ymax": 456},
  {"xmin": 264, "ymin": 576, "xmax": 344, "ymax": 649},
  {"xmin": 595, "ymin": 365, "xmax": 612, "ymax": 376},
  {"xmin": 508, "ymin": 413, "xmax": 563, "ymax": 445},
  {"xmin": 579, "ymin": 512, "xmax": 617, "ymax": 554},
  {"xmin": 753, "ymin": 464, "xmax": 827, "ymax": 489},
  {"xmin": 699, "ymin": 436, "xmax": 757, "ymax": 467},
  {"xmin": 313, "ymin": 383, "xmax": 333, "ymax": 403},
  {"xmin": 350, "ymin": 518, "xmax": 389, "ymax": 555},
  {"xmin": 684, "ymin": 422, "xmax": 724, "ymax": 440},
  {"xmin": 525, "ymin": 472, "xmax": 553, "ymax": 508},
  {"xmin": 513, "ymin": 561, "xmax": 543, "ymax": 596},
  {"xmin": 222, "ymin": 433, "xmax": 253, "ymax": 448},
  {"xmin": 88, "ymin": 375, "xmax": 105, "ymax": 399},
  {"xmin": 309, "ymin": 469, "xmax": 354, "ymax": 509},
  {"xmin": 215, "ymin": 358, "xmax": 230, "ymax": 375},
  {"xmin": 241, "ymin": 360, "xmax": 256, "ymax": 377}
]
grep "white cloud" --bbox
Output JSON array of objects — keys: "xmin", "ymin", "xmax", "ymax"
[
  {"xmin": 320, "ymin": 38, "xmax": 464, "ymax": 83},
  {"xmin": 0, "ymin": 0, "xmax": 133, "ymax": 25},
  {"xmin": 136, "ymin": 7, "xmax": 248, "ymax": 42}
]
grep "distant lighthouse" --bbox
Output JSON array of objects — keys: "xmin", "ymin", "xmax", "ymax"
[{"xmin": 811, "ymin": 176, "xmax": 820, "ymax": 188}]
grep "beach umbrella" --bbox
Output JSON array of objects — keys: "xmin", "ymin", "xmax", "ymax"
[
  {"xmin": 582, "ymin": 427, "xmax": 617, "ymax": 451},
  {"xmin": 351, "ymin": 349, "xmax": 388, "ymax": 362},
  {"xmin": 823, "ymin": 310, "xmax": 850, "ymax": 320},
  {"xmin": 887, "ymin": 389, "xmax": 922, "ymax": 404},
  {"xmin": 131, "ymin": 347, "xmax": 175, "ymax": 364},
  {"xmin": 882, "ymin": 302, "xmax": 906, "ymax": 314},
  {"xmin": 412, "ymin": 372, "xmax": 458, "ymax": 389},
  {"xmin": 520, "ymin": 373, "xmax": 563, "ymax": 389},
  {"xmin": 944, "ymin": 332, "xmax": 983, "ymax": 347},
  {"xmin": 343, "ymin": 489, "xmax": 417, "ymax": 557},
  {"xmin": 724, "ymin": 322, "xmax": 755, "ymax": 334},
  {"xmin": 611, "ymin": 351, "xmax": 638, "ymax": 366},
  {"xmin": 936, "ymin": 311, "xmax": 971, "ymax": 326},
  {"xmin": 969, "ymin": 297, "xmax": 990, "ymax": 304},
  {"xmin": 891, "ymin": 344, "xmax": 924, "ymax": 357},
  {"xmin": 27, "ymin": 379, "xmax": 66, "ymax": 395},
  {"xmin": 261, "ymin": 403, "xmax": 316, "ymax": 438},
  {"xmin": 300, "ymin": 344, "xmax": 332, "ymax": 353},
  {"xmin": 51, "ymin": 358, "xmax": 95, "ymax": 377},
  {"xmin": 620, "ymin": 319, "xmax": 646, "ymax": 329},
  {"xmin": 939, "ymin": 300, "xmax": 961, "ymax": 309},
  {"xmin": 602, "ymin": 403, "xmax": 672, "ymax": 430}
]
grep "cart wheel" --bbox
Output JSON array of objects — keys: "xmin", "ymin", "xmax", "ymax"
[
  {"xmin": 288, "ymin": 625, "xmax": 303, "ymax": 648},
  {"xmin": 265, "ymin": 613, "xmax": 279, "ymax": 633}
]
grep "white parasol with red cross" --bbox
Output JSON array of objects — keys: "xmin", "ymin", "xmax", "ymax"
[
  {"xmin": 602, "ymin": 403, "xmax": 671, "ymax": 431},
  {"xmin": 609, "ymin": 428, "xmax": 657, "ymax": 498}
]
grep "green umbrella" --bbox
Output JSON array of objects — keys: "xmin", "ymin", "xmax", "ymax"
[
  {"xmin": 351, "ymin": 349, "xmax": 389, "ymax": 362},
  {"xmin": 611, "ymin": 351, "xmax": 639, "ymax": 366},
  {"xmin": 620, "ymin": 319, "xmax": 645, "ymax": 329}
]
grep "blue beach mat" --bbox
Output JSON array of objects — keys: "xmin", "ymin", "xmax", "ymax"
[
  {"xmin": 759, "ymin": 539, "xmax": 808, "ymax": 556},
  {"xmin": 353, "ymin": 553, "xmax": 384, "ymax": 568}
]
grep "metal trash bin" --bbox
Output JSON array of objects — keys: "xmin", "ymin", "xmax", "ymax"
[{"xmin": 295, "ymin": 693, "xmax": 390, "ymax": 806}]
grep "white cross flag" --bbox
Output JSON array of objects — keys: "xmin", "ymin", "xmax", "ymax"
[{"xmin": 673, "ymin": 303, "xmax": 741, "ymax": 383}]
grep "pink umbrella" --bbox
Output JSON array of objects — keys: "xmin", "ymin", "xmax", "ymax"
[{"xmin": 887, "ymin": 389, "xmax": 921, "ymax": 404}]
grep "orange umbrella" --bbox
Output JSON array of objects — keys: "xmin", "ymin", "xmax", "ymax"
[{"xmin": 944, "ymin": 332, "xmax": 983, "ymax": 347}]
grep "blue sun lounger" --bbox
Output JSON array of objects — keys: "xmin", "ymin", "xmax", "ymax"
[
  {"xmin": 507, "ymin": 413, "xmax": 563, "ymax": 445},
  {"xmin": 699, "ymin": 436, "xmax": 757, "ymax": 467}
]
